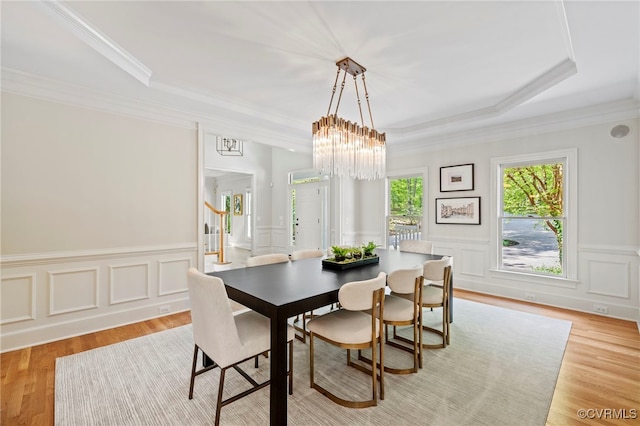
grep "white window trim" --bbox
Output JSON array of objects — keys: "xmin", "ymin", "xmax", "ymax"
[
  {"xmin": 490, "ymin": 148, "xmax": 578, "ymax": 282},
  {"xmin": 385, "ymin": 167, "xmax": 429, "ymax": 246}
]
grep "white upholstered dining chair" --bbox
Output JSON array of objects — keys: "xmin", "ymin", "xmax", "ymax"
[
  {"xmin": 394, "ymin": 257, "xmax": 452, "ymax": 349},
  {"xmin": 362, "ymin": 266, "xmax": 424, "ymax": 373},
  {"xmin": 187, "ymin": 268, "xmax": 295, "ymax": 426},
  {"xmin": 289, "ymin": 248, "xmax": 325, "ymax": 261},
  {"xmin": 398, "ymin": 239, "xmax": 433, "ymax": 254},
  {"xmin": 307, "ymin": 272, "xmax": 387, "ymax": 408},
  {"xmin": 245, "ymin": 253, "xmax": 290, "ymax": 267}
]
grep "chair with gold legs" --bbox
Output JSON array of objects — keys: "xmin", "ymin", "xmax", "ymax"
[
  {"xmin": 360, "ymin": 266, "xmax": 424, "ymax": 373},
  {"xmin": 307, "ymin": 272, "xmax": 387, "ymax": 408},
  {"xmin": 391, "ymin": 256, "xmax": 452, "ymax": 349}
]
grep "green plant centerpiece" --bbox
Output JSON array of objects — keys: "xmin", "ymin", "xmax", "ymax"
[
  {"xmin": 362, "ymin": 241, "xmax": 377, "ymax": 257},
  {"xmin": 350, "ymin": 246, "xmax": 363, "ymax": 259},
  {"xmin": 330, "ymin": 245, "xmax": 349, "ymax": 262}
]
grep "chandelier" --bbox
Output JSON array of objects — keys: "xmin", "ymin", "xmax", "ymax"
[{"xmin": 312, "ymin": 57, "xmax": 386, "ymax": 180}]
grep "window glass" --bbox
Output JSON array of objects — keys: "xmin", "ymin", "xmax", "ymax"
[
  {"xmin": 500, "ymin": 162, "xmax": 565, "ymax": 276},
  {"xmin": 388, "ymin": 176, "xmax": 423, "ymax": 248}
]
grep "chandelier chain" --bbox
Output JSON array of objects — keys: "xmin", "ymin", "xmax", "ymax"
[
  {"xmin": 353, "ymin": 75, "xmax": 365, "ymax": 126},
  {"xmin": 333, "ymin": 71, "xmax": 348, "ymax": 116},
  {"xmin": 361, "ymin": 73, "xmax": 375, "ymax": 130},
  {"xmin": 326, "ymin": 68, "xmax": 341, "ymax": 116}
]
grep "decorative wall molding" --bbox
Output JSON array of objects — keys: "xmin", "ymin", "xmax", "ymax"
[
  {"xmin": 0, "ymin": 274, "xmax": 36, "ymax": 325},
  {"xmin": 1, "ymin": 246, "xmax": 197, "ymax": 353},
  {"xmin": 1, "ymin": 243, "xmax": 197, "ymax": 267},
  {"xmin": 49, "ymin": 267, "xmax": 99, "ymax": 316},
  {"xmin": 158, "ymin": 258, "xmax": 192, "ymax": 296},
  {"xmin": 586, "ymin": 259, "xmax": 630, "ymax": 298},
  {"xmin": 109, "ymin": 262, "xmax": 151, "ymax": 305}
]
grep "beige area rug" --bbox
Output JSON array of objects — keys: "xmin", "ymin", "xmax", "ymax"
[{"xmin": 55, "ymin": 299, "xmax": 571, "ymax": 425}]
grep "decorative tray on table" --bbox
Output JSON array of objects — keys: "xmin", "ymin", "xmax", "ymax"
[{"xmin": 322, "ymin": 254, "xmax": 379, "ymax": 271}]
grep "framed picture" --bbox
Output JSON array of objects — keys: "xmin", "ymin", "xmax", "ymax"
[
  {"xmin": 233, "ymin": 194, "xmax": 243, "ymax": 215},
  {"xmin": 435, "ymin": 197, "xmax": 481, "ymax": 225},
  {"xmin": 440, "ymin": 163, "xmax": 474, "ymax": 192}
]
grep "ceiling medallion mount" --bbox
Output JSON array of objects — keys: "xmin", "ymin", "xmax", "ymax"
[{"xmin": 312, "ymin": 57, "xmax": 386, "ymax": 180}]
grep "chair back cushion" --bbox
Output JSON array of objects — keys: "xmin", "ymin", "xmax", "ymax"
[
  {"xmin": 423, "ymin": 256, "xmax": 453, "ymax": 281},
  {"xmin": 338, "ymin": 272, "xmax": 387, "ymax": 311},
  {"xmin": 187, "ymin": 268, "xmax": 242, "ymax": 362},
  {"xmin": 290, "ymin": 249, "xmax": 324, "ymax": 261},
  {"xmin": 399, "ymin": 239, "xmax": 433, "ymax": 254},
  {"xmin": 246, "ymin": 253, "xmax": 290, "ymax": 267},
  {"xmin": 387, "ymin": 266, "xmax": 423, "ymax": 295}
]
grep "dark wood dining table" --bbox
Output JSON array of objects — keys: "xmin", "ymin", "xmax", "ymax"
[{"xmin": 209, "ymin": 248, "xmax": 451, "ymax": 425}]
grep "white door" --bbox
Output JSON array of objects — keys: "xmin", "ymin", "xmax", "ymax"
[{"xmin": 293, "ymin": 182, "xmax": 326, "ymax": 250}]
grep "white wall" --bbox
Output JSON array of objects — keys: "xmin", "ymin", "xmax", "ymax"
[
  {"xmin": 1, "ymin": 94, "xmax": 198, "ymax": 352},
  {"xmin": 2, "ymin": 92, "xmax": 637, "ymax": 352},
  {"xmin": 355, "ymin": 118, "xmax": 640, "ymax": 321}
]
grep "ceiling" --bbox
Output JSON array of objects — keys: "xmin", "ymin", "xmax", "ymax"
[{"xmin": 2, "ymin": 1, "xmax": 638, "ymax": 155}]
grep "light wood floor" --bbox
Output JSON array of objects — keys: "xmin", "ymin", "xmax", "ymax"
[{"xmin": 2, "ymin": 289, "xmax": 638, "ymax": 425}]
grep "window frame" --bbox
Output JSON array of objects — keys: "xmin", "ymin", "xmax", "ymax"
[
  {"xmin": 385, "ymin": 167, "xmax": 428, "ymax": 249},
  {"xmin": 490, "ymin": 148, "xmax": 578, "ymax": 283}
]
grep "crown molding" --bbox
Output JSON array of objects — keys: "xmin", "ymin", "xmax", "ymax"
[
  {"xmin": 391, "ymin": 97, "xmax": 640, "ymax": 156},
  {"xmin": 3, "ymin": 68, "xmax": 637, "ymax": 158},
  {"xmin": 2, "ymin": 68, "xmax": 194, "ymax": 129},
  {"xmin": 37, "ymin": 0, "xmax": 152, "ymax": 86},
  {"xmin": 390, "ymin": 58, "xmax": 577, "ymax": 134},
  {"xmin": 1, "ymin": 67, "xmax": 307, "ymax": 150}
]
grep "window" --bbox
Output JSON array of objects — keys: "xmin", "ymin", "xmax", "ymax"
[
  {"xmin": 492, "ymin": 149, "xmax": 577, "ymax": 280},
  {"xmin": 387, "ymin": 175, "xmax": 423, "ymax": 248},
  {"xmin": 244, "ymin": 189, "xmax": 252, "ymax": 239},
  {"xmin": 220, "ymin": 192, "xmax": 232, "ymax": 234}
]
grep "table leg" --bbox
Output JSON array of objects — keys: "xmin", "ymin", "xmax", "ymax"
[{"xmin": 270, "ymin": 309, "xmax": 288, "ymax": 425}]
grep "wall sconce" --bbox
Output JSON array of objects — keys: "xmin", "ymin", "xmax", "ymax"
[{"xmin": 216, "ymin": 137, "xmax": 243, "ymax": 156}]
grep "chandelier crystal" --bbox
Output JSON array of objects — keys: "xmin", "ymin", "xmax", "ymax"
[{"xmin": 312, "ymin": 58, "xmax": 386, "ymax": 180}]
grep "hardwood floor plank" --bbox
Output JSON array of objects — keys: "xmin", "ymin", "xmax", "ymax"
[{"xmin": 1, "ymin": 293, "xmax": 637, "ymax": 425}]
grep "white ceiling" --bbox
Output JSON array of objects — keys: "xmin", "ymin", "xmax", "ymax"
[{"xmin": 2, "ymin": 1, "xmax": 639, "ymax": 154}]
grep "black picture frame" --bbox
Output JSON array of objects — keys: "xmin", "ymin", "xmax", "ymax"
[
  {"xmin": 435, "ymin": 197, "xmax": 481, "ymax": 225},
  {"xmin": 440, "ymin": 163, "xmax": 474, "ymax": 192}
]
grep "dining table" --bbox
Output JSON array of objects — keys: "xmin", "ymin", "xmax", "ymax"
[{"xmin": 209, "ymin": 248, "xmax": 452, "ymax": 425}]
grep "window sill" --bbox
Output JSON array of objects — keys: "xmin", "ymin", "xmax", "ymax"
[{"xmin": 489, "ymin": 269, "xmax": 579, "ymax": 289}]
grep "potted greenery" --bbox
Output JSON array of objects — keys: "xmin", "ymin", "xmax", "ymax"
[
  {"xmin": 362, "ymin": 241, "xmax": 377, "ymax": 257},
  {"xmin": 350, "ymin": 247, "xmax": 363, "ymax": 259},
  {"xmin": 331, "ymin": 246, "xmax": 349, "ymax": 262}
]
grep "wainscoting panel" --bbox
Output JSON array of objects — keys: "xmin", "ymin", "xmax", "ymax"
[
  {"xmin": 255, "ymin": 228, "xmax": 272, "ymax": 248},
  {"xmin": 586, "ymin": 259, "xmax": 630, "ymax": 298},
  {"xmin": 110, "ymin": 262, "xmax": 150, "ymax": 305},
  {"xmin": 158, "ymin": 258, "xmax": 192, "ymax": 296},
  {"xmin": 0, "ymin": 244, "xmax": 196, "ymax": 352},
  {"xmin": 49, "ymin": 268, "xmax": 99, "ymax": 316},
  {"xmin": 460, "ymin": 248, "xmax": 486, "ymax": 278},
  {"xmin": 271, "ymin": 228, "xmax": 288, "ymax": 251},
  {"xmin": 430, "ymin": 238, "xmax": 639, "ymax": 321},
  {"xmin": 0, "ymin": 274, "xmax": 36, "ymax": 325}
]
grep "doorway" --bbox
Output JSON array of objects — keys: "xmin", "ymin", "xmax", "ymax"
[{"xmin": 288, "ymin": 171, "xmax": 329, "ymax": 252}]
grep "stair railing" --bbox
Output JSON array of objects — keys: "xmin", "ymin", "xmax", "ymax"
[{"xmin": 205, "ymin": 201, "xmax": 230, "ymax": 264}]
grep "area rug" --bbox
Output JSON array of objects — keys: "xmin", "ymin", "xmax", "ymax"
[{"xmin": 55, "ymin": 299, "xmax": 571, "ymax": 425}]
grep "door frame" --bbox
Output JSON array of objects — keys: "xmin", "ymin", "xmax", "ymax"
[{"xmin": 287, "ymin": 171, "xmax": 330, "ymax": 253}]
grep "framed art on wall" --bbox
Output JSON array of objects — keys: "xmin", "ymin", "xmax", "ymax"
[
  {"xmin": 435, "ymin": 197, "xmax": 481, "ymax": 225},
  {"xmin": 233, "ymin": 194, "xmax": 243, "ymax": 215},
  {"xmin": 440, "ymin": 163, "xmax": 474, "ymax": 192}
]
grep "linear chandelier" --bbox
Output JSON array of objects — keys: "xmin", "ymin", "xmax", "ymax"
[{"xmin": 312, "ymin": 57, "xmax": 386, "ymax": 180}]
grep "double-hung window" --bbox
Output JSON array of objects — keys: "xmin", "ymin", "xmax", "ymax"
[{"xmin": 492, "ymin": 149, "xmax": 577, "ymax": 280}]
